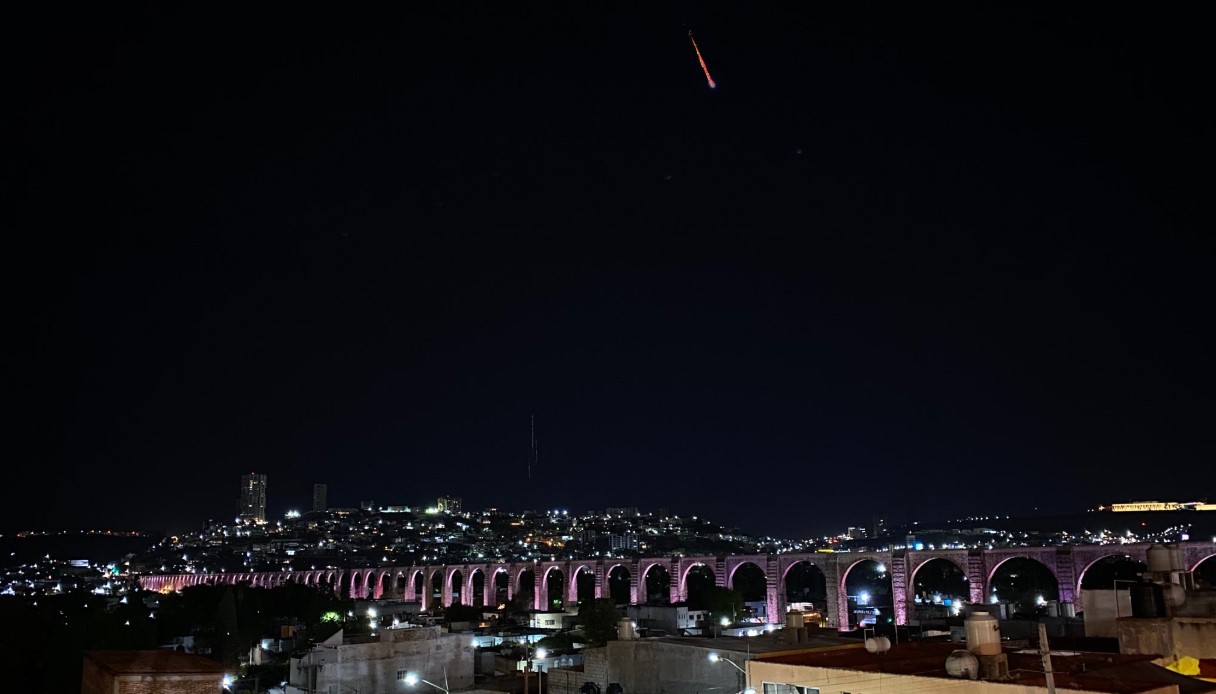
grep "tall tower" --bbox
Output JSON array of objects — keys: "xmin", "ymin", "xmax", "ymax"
[
  {"xmin": 238, "ymin": 473, "xmax": 268, "ymax": 524},
  {"xmin": 312, "ymin": 483, "xmax": 328, "ymax": 513}
]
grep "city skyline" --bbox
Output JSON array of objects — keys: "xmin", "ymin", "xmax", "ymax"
[
  {"xmin": 14, "ymin": 468, "xmax": 1209, "ymax": 543},
  {"xmin": 9, "ymin": 5, "xmax": 1211, "ymax": 539}
]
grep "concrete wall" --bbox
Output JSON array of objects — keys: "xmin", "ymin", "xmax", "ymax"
[
  {"xmin": 530, "ymin": 611, "xmax": 569, "ymax": 629},
  {"xmin": 1119, "ymin": 616, "xmax": 1216, "ymax": 660},
  {"xmin": 583, "ymin": 647, "xmax": 607, "ymax": 690},
  {"xmin": 1174, "ymin": 589, "xmax": 1216, "ymax": 617},
  {"xmin": 81, "ymin": 657, "xmax": 113, "ymax": 694},
  {"xmin": 625, "ymin": 605, "xmax": 704, "ymax": 634},
  {"xmin": 604, "ymin": 640, "xmax": 745, "ymax": 694},
  {"xmin": 289, "ymin": 627, "xmax": 474, "ymax": 694},
  {"xmin": 80, "ymin": 657, "xmax": 223, "ymax": 694},
  {"xmin": 1082, "ymin": 589, "xmax": 1132, "ymax": 638},
  {"xmin": 626, "ymin": 605, "xmax": 681, "ymax": 634},
  {"xmin": 113, "ymin": 676, "xmax": 226, "ymax": 694},
  {"xmin": 748, "ymin": 661, "xmax": 1178, "ymax": 694},
  {"xmin": 547, "ymin": 666, "xmax": 588, "ymax": 694},
  {"xmin": 1171, "ymin": 617, "xmax": 1216, "ymax": 659}
]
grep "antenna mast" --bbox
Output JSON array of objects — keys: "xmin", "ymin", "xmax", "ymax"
[{"xmin": 529, "ymin": 413, "xmax": 536, "ymax": 480}]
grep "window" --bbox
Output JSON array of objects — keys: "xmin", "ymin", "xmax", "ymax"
[
  {"xmin": 397, "ymin": 669, "xmax": 407, "ymax": 681},
  {"xmin": 762, "ymin": 685, "xmax": 818, "ymax": 694}
]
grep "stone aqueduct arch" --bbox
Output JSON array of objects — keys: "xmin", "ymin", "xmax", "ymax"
[{"xmin": 139, "ymin": 542, "xmax": 1215, "ymax": 630}]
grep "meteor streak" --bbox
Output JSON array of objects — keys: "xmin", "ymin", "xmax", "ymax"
[{"xmin": 688, "ymin": 31, "xmax": 716, "ymax": 89}]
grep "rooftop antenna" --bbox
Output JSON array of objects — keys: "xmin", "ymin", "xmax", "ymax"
[{"xmin": 529, "ymin": 413, "xmax": 537, "ymax": 481}]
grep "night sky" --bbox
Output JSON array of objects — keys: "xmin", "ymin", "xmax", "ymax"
[{"xmin": 8, "ymin": 4, "xmax": 1212, "ymax": 538}]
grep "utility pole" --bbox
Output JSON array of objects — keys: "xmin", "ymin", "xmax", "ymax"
[
  {"xmin": 1038, "ymin": 622, "xmax": 1057, "ymax": 694},
  {"xmin": 528, "ymin": 413, "xmax": 540, "ymax": 511},
  {"xmin": 523, "ymin": 643, "xmax": 543, "ymax": 694}
]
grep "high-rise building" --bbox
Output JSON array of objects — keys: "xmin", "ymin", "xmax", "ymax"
[
  {"xmin": 312, "ymin": 483, "xmax": 328, "ymax": 513},
  {"xmin": 437, "ymin": 496, "xmax": 461, "ymax": 513},
  {"xmin": 873, "ymin": 516, "xmax": 888, "ymax": 538},
  {"xmin": 610, "ymin": 531, "xmax": 640, "ymax": 551},
  {"xmin": 238, "ymin": 473, "xmax": 267, "ymax": 524}
]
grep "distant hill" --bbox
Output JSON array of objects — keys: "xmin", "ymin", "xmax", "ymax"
[
  {"xmin": 0, "ymin": 533, "xmax": 159, "ymax": 569},
  {"xmin": 887, "ymin": 509, "xmax": 1216, "ymax": 542}
]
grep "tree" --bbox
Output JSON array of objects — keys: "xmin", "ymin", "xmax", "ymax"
[
  {"xmin": 215, "ymin": 586, "xmax": 242, "ymax": 669},
  {"xmin": 577, "ymin": 598, "xmax": 619, "ymax": 646},
  {"xmin": 444, "ymin": 602, "xmax": 481, "ymax": 626},
  {"xmin": 536, "ymin": 632, "xmax": 576, "ymax": 651},
  {"xmin": 695, "ymin": 586, "xmax": 744, "ymax": 625}
]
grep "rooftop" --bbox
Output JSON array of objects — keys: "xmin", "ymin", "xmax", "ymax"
[
  {"xmin": 649, "ymin": 632, "xmax": 857, "ymax": 655},
  {"xmin": 84, "ymin": 650, "xmax": 227, "ymax": 676},
  {"xmin": 758, "ymin": 641, "xmax": 1216, "ymax": 694}
]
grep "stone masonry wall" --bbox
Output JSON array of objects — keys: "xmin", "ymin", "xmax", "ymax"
[
  {"xmin": 116, "ymin": 674, "xmax": 225, "ymax": 694},
  {"xmin": 583, "ymin": 647, "xmax": 608, "ymax": 690}
]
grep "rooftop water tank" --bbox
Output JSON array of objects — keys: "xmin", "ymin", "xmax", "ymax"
[
  {"xmin": 1146, "ymin": 543, "xmax": 1185, "ymax": 572},
  {"xmin": 1167, "ymin": 544, "xmax": 1185, "ymax": 571},
  {"xmin": 964, "ymin": 612, "xmax": 1002, "ymax": 656},
  {"xmin": 945, "ymin": 650, "xmax": 979, "ymax": 679},
  {"xmin": 1130, "ymin": 583, "xmax": 1165, "ymax": 618},
  {"xmin": 1147, "ymin": 544, "xmax": 1171, "ymax": 573},
  {"xmin": 865, "ymin": 636, "xmax": 891, "ymax": 654},
  {"xmin": 786, "ymin": 610, "xmax": 805, "ymax": 629},
  {"xmin": 616, "ymin": 618, "xmax": 636, "ymax": 641}
]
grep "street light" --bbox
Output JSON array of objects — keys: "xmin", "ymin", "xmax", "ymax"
[
  {"xmin": 708, "ymin": 652, "xmax": 751, "ymax": 693},
  {"xmin": 524, "ymin": 644, "xmax": 547, "ymax": 694},
  {"xmin": 404, "ymin": 670, "xmax": 449, "ymax": 694}
]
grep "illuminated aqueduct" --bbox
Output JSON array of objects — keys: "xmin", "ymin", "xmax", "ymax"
[{"xmin": 140, "ymin": 542, "xmax": 1216, "ymax": 630}]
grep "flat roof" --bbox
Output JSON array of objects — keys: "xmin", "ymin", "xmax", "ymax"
[
  {"xmin": 85, "ymin": 650, "xmax": 227, "ymax": 676},
  {"xmin": 757, "ymin": 641, "xmax": 1216, "ymax": 694},
  {"xmin": 648, "ymin": 632, "xmax": 857, "ymax": 655}
]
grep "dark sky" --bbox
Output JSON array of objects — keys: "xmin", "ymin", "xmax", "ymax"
[{"xmin": 7, "ymin": 4, "xmax": 1213, "ymax": 538}]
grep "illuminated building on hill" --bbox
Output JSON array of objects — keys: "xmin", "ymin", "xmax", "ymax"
[
  {"xmin": 237, "ymin": 472, "xmax": 267, "ymax": 524},
  {"xmin": 1099, "ymin": 501, "xmax": 1216, "ymax": 512}
]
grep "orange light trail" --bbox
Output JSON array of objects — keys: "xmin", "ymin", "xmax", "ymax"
[{"xmin": 688, "ymin": 31, "xmax": 716, "ymax": 89}]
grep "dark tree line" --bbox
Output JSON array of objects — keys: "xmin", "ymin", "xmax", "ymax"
[{"xmin": 0, "ymin": 581, "xmax": 350, "ymax": 693}]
